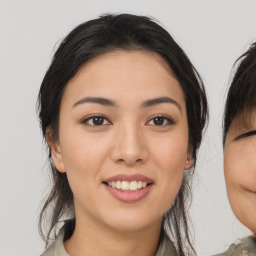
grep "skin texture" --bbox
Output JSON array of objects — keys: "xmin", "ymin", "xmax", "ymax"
[
  {"xmin": 224, "ymin": 113, "xmax": 256, "ymax": 236},
  {"xmin": 48, "ymin": 50, "xmax": 192, "ymax": 256}
]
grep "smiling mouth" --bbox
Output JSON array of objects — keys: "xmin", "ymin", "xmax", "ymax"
[{"xmin": 103, "ymin": 180, "xmax": 153, "ymax": 192}]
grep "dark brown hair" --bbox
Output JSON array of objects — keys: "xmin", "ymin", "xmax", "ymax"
[
  {"xmin": 37, "ymin": 13, "xmax": 208, "ymax": 255},
  {"xmin": 223, "ymin": 42, "xmax": 256, "ymax": 144}
]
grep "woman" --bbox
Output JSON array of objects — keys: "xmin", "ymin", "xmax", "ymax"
[
  {"xmin": 38, "ymin": 14, "xmax": 208, "ymax": 256},
  {"xmin": 215, "ymin": 42, "xmax": 256, "ymax": 255}
]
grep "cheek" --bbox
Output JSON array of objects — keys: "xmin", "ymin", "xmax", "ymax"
[
  {"xmin": 224, "ymin": 146, "xmax": 256, "ymax": 192},
  {"xmin": 58, "ymin": 130, "xmax": 114, "ymax": 207},
  {"xmin": 224, "ymin": 148, "xmax": 238, "ymax": 189},
  {"xmin": 59, "ymin": 127, "xmax": 112, "ymax": 176},
  {"xmin": 150, "ymin": 132, "xmax": 188, "ymax": 172},
  {"xmin": 224, "ymin": 144, "xmax": 256, "ymax": 232},
  {"xmin": 161, "ymin": 141, "xmax": 187, "ymax": 188},
  {"xmin": 149, "ymin": 133, "xmax": 188, "ymax": 201}
]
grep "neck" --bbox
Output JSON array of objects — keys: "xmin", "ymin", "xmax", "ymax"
[{"xmin": 64, "ymin": 213, "xmax": 162, "ymax": 256}]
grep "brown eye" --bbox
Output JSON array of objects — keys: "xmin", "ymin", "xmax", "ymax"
[
  {"xmin": 153, "ymin": 117, "xmax": 165, "ymax": 125},
  {"xmin": 82, "ymin": 115, "xmax": 111, "ymax": 126},
  {"xmin": 92, "ymin": 117, "xmax": 104, "ymax": 125},
  {"xmin": 147, "ymin": 116, "xmax": 175, "ymax": 126}
]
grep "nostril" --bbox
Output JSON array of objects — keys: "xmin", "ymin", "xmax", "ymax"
[
  {"xmin": 116, "ymin": 158, "xmax": 143, "ymax": 165},
  {"xmin": 117, "ymin": 159, "xmax": 125, "ymax": 163}
]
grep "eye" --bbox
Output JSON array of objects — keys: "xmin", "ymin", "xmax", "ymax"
[
  {"xmin": 146, "ymin": 115, "xmax": 175, "ymax": 126},
  {"xmin": 81, "ymin": 115, "xmax": 111, "ymax": 126},
  {"xmin": 234, "ymin": 130, "xmax": 256, "ymax": 141}
]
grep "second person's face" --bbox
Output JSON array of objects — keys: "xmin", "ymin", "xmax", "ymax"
[
  {"xmin": 50, "ymin": 50, "xmax": 192, "ymax": 233},
  {"xmin": 224, "ymin": 111, "xmax": 256, "ymax": 235}
]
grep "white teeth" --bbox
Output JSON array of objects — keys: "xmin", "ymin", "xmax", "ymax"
[
  {"xmin": 107, "ymin": 180, "xmax": 149, "ymax": 191},
  {"xmin": 116, "ymin": 180, "xmax": 121, "ymax": 190},
  {"xmin": 111, "ymin": 181, "xmax": 116, "ymax": 188},
  {"xmin": 121, "ymin": 181, "xmax": 129, "ymax": 190},
  {"xmin": 129, "ymin": 181, "xmax": 137, "ymax": 191},
  {"xmin": 137, "ymin": 181, "xmax": 142, "ymax": 189}
]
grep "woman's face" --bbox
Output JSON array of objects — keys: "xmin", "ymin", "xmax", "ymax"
[
  {"xmin": 50, "ymin": 50, "xmax": 192, "ymax": 232},
  {"xmin": 224, "ymin": 111, "xmax": 256, "ymax": 235}
]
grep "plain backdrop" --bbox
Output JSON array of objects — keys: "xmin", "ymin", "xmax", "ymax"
[{"xmin": 0, "ymin": 1, "xmax": 256, "ymax": 255}]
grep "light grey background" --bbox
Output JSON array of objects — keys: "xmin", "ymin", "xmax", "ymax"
[{"xmin": 0, "ymin": 1, "xmax": 255, "ymax": 255}]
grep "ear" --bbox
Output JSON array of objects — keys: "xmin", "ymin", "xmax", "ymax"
[
  {"xmin": 184, "ymin": 145, "xmax": 193, "ymax": 170},
  {"xmin": 46, "ymin": 126, "xmax": 66, "ymax": 173}
]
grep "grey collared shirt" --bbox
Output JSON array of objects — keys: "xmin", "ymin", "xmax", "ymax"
[{"xmin": 41, "ymin": 231, "xmax": 178, "ymax": 256}]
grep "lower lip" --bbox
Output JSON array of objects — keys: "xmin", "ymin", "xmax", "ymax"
[{"xmin": 104, "ymin": 184, "xmax": 153, "ymax": 203}]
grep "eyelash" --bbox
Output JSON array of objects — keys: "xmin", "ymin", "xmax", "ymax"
[
  {"xmin": 234, "ymin": 130, "xmax": 256, "ymax": 141},
  {"xmin": 81, "ymin": 115, "xmax": 175, "ymax": 127}
]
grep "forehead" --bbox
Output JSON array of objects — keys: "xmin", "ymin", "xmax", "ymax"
[{"xmin": 62, "ymin": 50, "xmax": 185, "ymax": 106}]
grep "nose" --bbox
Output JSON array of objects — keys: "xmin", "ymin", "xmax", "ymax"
[{"xmin": 110, "ymin": 123, "xmax": 148, "ymax": 166}]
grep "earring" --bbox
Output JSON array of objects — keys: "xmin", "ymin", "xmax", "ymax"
[{"xmin": 186, "ymin": 160, "xmax": 189, "ymax": 164}]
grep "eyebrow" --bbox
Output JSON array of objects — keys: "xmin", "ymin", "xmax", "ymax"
[
  {"xmin": 73, "ymin": 96, "xmax": 182, "ymax": 112},
  {"xmin": 73, "ymin": 97, "xmax": 117, "ymax": 108},
  {"xmin": 141, "ymin": 97, "xmax": 182, "ymax": 112}
]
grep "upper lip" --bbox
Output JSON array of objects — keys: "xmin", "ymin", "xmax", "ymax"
[{"xmin": 104, "ymin": 174, "xmax": 154, "ymax": 183}]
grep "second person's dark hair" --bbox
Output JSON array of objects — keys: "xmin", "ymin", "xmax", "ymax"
[{"xmin": 223, "ymin": 42, "xmax": 256, "ymax": 144}]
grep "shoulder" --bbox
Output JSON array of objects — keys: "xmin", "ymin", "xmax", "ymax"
[
  {"xmin": 40, "ymin": 230, "xmax": 69, "ymax": 256},
  {"xmin": 213, "ymin": 236, "xmax": 256, "ymax": 256}
]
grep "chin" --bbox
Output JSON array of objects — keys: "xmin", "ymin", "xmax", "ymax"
[{"xmin": 102, "ymin": 211, "xmax": 161, "ymax": 232}]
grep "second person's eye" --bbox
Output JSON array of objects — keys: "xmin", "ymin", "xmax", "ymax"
[
  {"xmin": 147, "ymin": 116, "xmax": 175, "ymax": 126},
  {"xmin": 82, "ymin": 115, "xmax": 111, "ymax": 126},
  {"xmin": 234, "ymin": 130, "xmax": 256, "ymax": 141}
]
